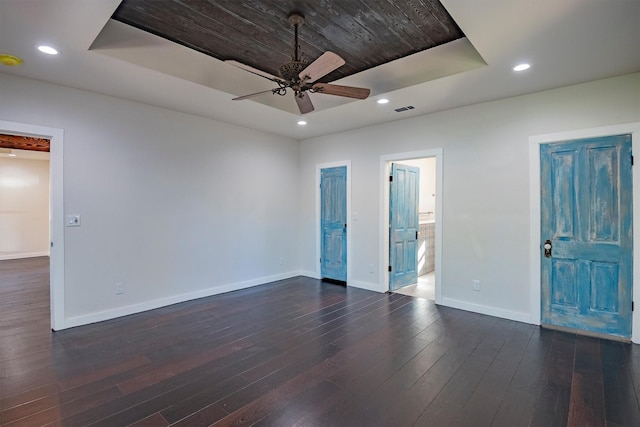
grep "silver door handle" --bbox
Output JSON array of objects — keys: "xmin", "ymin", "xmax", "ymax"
[{"xmin": 544, "ymin": 240, "xmax": 552, "ymax": 258}]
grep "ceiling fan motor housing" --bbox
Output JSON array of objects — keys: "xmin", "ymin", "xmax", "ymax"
[{"xmin": 279, "ymin": 61, "xmax": 308, "ymax": 83}]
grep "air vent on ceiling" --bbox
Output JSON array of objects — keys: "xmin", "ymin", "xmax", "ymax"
[{"xmin": 394, "ymin": 105, "xmax": 415, "ymax": 113}]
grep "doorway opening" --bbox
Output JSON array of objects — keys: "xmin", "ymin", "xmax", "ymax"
[
  {"xmin": 0, "ymin": 139, "xmax": 51, "ymax": 261},
  {"xmin": 529, "ymin": 122, "xmax": 640, "ymax": 343},
  {"xmin": 0, "ymin": 120, "xmax": 64, "ymax": 331},
  {"xmin": 316, "ymin": 161, "xmax": 351, "ymax": 284},
  {"xmin": 380, "ymin": 149, "xmax": 443, "ymax": 303}
]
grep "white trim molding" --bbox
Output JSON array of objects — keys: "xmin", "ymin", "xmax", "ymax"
[
  {"xmin": 64, "ymin": 271, "xmax": 301, "ymax": 329},
  {"xmin": 0, "ymin": 252, "xmax": 50, "ymax": 261},
  {"xmin": 529, "ymin": 122, "xmax": 640, "ymax": 344},
  {"xmin": 379, "ymin": 149, "xmax": 443, "ymax": 302},
  {"xmin": 441, "ymin": 297, "xmax": 531, "ymax": 324}
]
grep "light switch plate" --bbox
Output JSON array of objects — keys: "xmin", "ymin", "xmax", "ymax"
[{"xmin": 66, "ymin": 214, "xmax": 81, "ymax": 227}]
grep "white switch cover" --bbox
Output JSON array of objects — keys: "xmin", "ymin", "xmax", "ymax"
[{"xmin": 66, "ymin": 214, "xmax": 81, "ymax": 227}]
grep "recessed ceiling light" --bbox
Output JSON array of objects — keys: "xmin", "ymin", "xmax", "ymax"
[
  {"xmin": 297, "ymin": 120, "xmax": 307, "ymax": 126},
  {"xmin": 513, "ymin": 63, "xmax": 530, "ymax": 72},
  {"xmin": 37, "ymin": 45, "xmax": 59, "ymax": 55},
  {"xmin": 377, "ymin": 98, "xmax": 389, "ymax": 104},
  {"xmin": 8, "ymin": 153, "xmax": 17, "ymax": 157}
]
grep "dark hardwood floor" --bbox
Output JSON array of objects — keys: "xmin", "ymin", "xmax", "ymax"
[{"xmin": 1, "ymin": 257, "xmax": 640, "ymax": 426}]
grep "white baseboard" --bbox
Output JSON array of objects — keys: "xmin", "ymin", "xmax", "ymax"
[
  {"xmin": 440, "ymin": 297, "xmax": 532, "ymax": 324},
  {"xmin": 348, "ymin": 280, "xmax": 383, "ymax": 293},
  {"xmin": 0, "ymin": 251, "xmax": 49, "ymax": 261},
  {"xmin": 294, "ymin": 272, "xmax": 383, "ymax": 293},
  {"xmin": 299, "ymin": 270, "xmax": 320, "ymax": 279},
  {"xmin": 60, "ymin": 270, "xmax": 301, "ymax": 330}
]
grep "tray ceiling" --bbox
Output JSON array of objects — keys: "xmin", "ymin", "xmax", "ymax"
[{"xmin": 112, "ymin": 0, "xmax": 465, "ymax": 84}]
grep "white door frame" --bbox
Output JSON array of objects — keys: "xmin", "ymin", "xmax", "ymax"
[
  {"xmin": 380, "ymin": 149, "xmax": 443, "ymax": 302},
  {"xmin": 0, "ymin": 119, "xmax": 65, "ymax": 331},
  {"xmin": 529, "ymin": 122, "xmax": 640, "ymax": 343},
  {"xmin": 315, "ymin": 160, "xmax": 351, "ymax": 283}
]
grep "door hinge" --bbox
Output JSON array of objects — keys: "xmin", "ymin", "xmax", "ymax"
[
  {"xmin": 416, "ymin": 231, "xmax": 418, "ymax": 240},
  {"xmin": 344, "ymin": 223, "xmax": 347, "ymax": 228},
  {"xmin": 319, "ymin": 258, "xmax": 322, "ymax": 263},
  {"xmin": 632, "ymin": 154, "xmax": 634, "ymax": 166},
  {"xmin": 388, "ymin": 265, "xmax": 392, "ymax": 272},
  {"xmin": 389, "ymin": 175, "xmax": 393, "ymax": 182},
  {"xmin": 633, "ymin": 301, "xmax": 635, "ymax": 311},
  {"xmin": 50, "ymin": 241, "xmax": 53, "ymax": 248}
]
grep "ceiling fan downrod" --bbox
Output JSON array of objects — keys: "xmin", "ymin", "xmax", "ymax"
[
  {"xmin": 279, "ymin": 12, "xmax": 308, "ymax": 93},
  {"xmin": 288, "ymin": 12, "xmax": 304, "ymax": 62}
]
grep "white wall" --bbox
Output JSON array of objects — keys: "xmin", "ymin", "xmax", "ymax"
[
  {"xmin": 0, "ymin": 73, "xmax": 300, "ymax": 328},
  {"xmin": 0, "ymin": 154, "xmax": 50, "ymax": 259},
  {"xmin": 399, "ymin": 157, "xmax": 436, "ymax": 215},
  {"xmin": 299, "ymin": 72, "xmax": 640, "ymax": 322},
  {"xmin": 2, "ymin": 71, "xmax": 639, "ymax": 331}
]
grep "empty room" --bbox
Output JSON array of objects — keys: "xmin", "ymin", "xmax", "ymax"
[{"xmin": 1, "ymin": 0, "xmax": 640, "ymax": 426}]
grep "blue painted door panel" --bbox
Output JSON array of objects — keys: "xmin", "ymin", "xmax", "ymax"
[
  {"xmin": 541, "ymin": 134, "xmax": 633, "ymax": 338},
  {"xmin": 321, "ymin": 166, "xmax": 347, "ymax": 281},
  {"xmin": 389, "ymin": 163, "xmax": 420, "ymax": 290}
]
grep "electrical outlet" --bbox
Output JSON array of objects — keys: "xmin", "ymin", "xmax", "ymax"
[
  {"xmin": 473, "ymin": 280, "xmax": 481, "ymax": 291},
  {"xmin": 115, "ymin": 282, "xmax": 124, "ymax": 295}
]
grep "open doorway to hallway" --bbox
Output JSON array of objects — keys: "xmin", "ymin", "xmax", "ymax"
[
  {"xmin": 0, "ymin": 145, "xmax": 51, "ymax": 261},
  {"xmin": 0, "ymin": 120, "xmax": 64, "ymax": 331},
  {"xmin": 380, "ymin": 149, "xmax": 442, "ymax": 303}
]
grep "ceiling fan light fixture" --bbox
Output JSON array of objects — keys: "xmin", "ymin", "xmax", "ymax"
[{"xmin": 228, "ymin": 11, "xmax": 370, "ymax": 114}]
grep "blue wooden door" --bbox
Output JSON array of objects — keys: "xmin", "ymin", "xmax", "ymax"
[
  {"xmin": 321, "ymin": 166, "xmax": 347, "ymax": 281},
  {"xmin": 541, "ymin": 134, "xmax": 633, "ymax": 338},
  {"xmin": 389, "ymin": 163, "xmax": 420, "ymax": 290}
]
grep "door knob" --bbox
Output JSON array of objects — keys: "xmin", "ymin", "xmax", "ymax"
[{"xmin": 543, "ymin": 240, "xmax": 552, "ymax": 258}]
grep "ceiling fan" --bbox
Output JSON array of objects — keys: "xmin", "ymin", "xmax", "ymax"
[{"xmin": 226, "ymin": 12, "xmax": 371, "ymax": 114}]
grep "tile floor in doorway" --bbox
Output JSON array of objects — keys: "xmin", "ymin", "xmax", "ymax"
[{"xmin": 393, "ymin": 272, "xmax": 435, "ymax": 300}]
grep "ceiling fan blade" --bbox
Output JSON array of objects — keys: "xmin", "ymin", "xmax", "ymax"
[
  {"xmin": 295, "ymin": 92, "xmax": 315, "ymax": 114},
  {"xmin": 299, "ymin": 51, "xmax": 345, "ymax": 83},
  {"xmin": 225, "ymin": 60, "xmax": 284, "ymax": 83},
  {"xmin": 312, "ymin": 83, "xmax": 370, "ymax": 99},
  {"xmin": 232, "ymin": 88, "xmax": 279, "ymax": 101}
]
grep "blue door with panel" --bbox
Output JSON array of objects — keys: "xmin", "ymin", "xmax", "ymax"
[
  {"xmin": 389, "ymin": 163, "xmax": 420, "ymax": 290},
  {"xmin": 321, "ymin": 166, "xmax": 347, "ymax": 282},
  {"xmin": 541, "ymin": 134, "xmax": 633, "ymax": 338}
]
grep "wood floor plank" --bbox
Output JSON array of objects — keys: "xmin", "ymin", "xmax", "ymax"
[
  {"xmin": 452, "ymin": 321, "xmax": 535, "ymax": 427},
  {"xmin": 567, "ymin": 335, "xmax": 605, "ymax": 427},
  {"xmin": 491, "ymin": 326, "xmax": 554, "ymax": 426},
  {"xmin": 600, "ymin": 339, "xmax": 640, "ymax": 426},
  {"xmin": 2, "ymin": 257, "xmax": 640, "ymax": 426},
  {"xmin": 529, "ymin": 331, "xmax": 577, "ymax": 427}
]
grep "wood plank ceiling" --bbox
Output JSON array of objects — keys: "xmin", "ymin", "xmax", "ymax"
[
  {"xmin": 112, "ymin": 0, "xmax": 464, "ymax": 83},
  {"xmin": 0, "ymin": 134, "xmax": 50, "ymax": 152}
]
